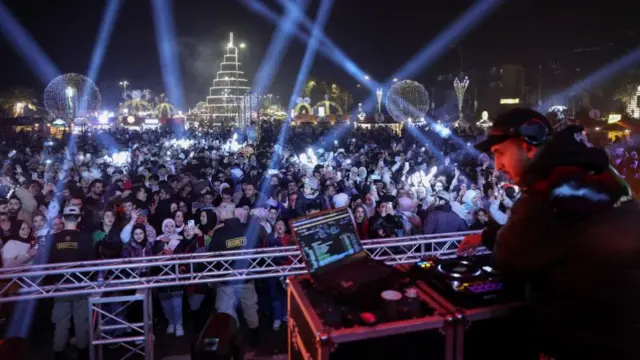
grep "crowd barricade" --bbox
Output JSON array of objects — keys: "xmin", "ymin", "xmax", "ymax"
[{"xmin": 0, "ymin": 231, "xmax": 480, "ymax": 303}]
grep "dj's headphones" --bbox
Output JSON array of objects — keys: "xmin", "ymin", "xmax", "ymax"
[{"xmin": 488, "ymin": 117, "xmax": 551, "ymax": 146}]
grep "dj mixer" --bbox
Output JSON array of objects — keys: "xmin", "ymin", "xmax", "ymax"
[{"xmin": 413, "ymin": 254, "xmax": 523, "ymax": 308}]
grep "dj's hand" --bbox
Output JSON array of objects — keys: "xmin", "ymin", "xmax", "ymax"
[{"xmin": 457, "ymin": 234, "xmax": 483, "ymax": 255}]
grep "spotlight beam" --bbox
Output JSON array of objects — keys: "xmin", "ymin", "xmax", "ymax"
[
  {"xmin": 79, "ymin": 0, "xmax": 123, "ymax": 115},
  {"xmin": 0, "ymin": 1, "xmax": 60, "ymax": 84},
  {"xmin": 277, "ymin": 0, "xmax": 379, "ymax": 91},
  {"xmin": 151, "ymin": 0, "xmax": 186, "ymax": 126},
  {"xmin": 273, "ymin": 0, "xmax": 335, "ymax": 168},
  {"xmin": 238, "ymin": 0, "xmax": 380, "ymax": 91},
  {"xmin": 251, "ymin": 0, "xmax": 309, "ymax": 95},
  {"xmin": 390, "ymin": 0, "xmax": 502, "ymax": 82},
  {"xmin": 539, "ymin": 47, "xmax": 640, "ymax": 111},
  {"xmin": 360, "ymin": 0, "xmax": 503, "ymax": 114},
  {"xmin": 86, "ymin": 0, "xmax": 123, "ymax": 82}
]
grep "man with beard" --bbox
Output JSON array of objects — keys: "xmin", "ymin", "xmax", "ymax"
[
  {"xmin": 7, "ymin": 196, "xmax": 31, "ymax": 226},
  {"xmin": 458, "ymin": 108, "xmax": 640, "ymax": 359}
]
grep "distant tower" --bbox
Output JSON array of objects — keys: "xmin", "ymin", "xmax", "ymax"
[{"xmin": 206, "ymin": 33, "xmax": 251, "ymax": 120}]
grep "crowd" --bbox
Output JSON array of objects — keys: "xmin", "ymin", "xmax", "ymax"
[{"xmin": 0, "ymin": 120, "xmax": 513, "ymax": 359}]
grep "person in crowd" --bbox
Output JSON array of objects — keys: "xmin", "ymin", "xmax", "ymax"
[
  {"xmin": 424, "ymin": 191, "xmax": 469, "ymax": 234},
  {"xmin": 469, "ymin": 208, "xmax": 490, "ymax": 230},
  {"xmin": 47, "ymin": 206, "xmax": 95, "ymax": 360},
  {"xmin": 369, "ymin": 196, "xmax": 403, "ymax": 238},
  {"xmin": 7, "ymin": 197, "xmax": 31, "ymax": 226},
  {"xmin": 459, "ymin": 108, "xmax": 640, "ymax": 359},
  {"xmin": 352, "ymin": 205, "xmax": 370, "ymax": 240},
  {"xmin": 208, "ymin": 202, "xmax": 260, "ymax": 344},
  {"xmin": 1, "ymin": 220, "xmax": 37, "ymax": 268},
  {"xmin": 262, "ymin": 219, "xmax": 290, "ymax": 330},
  {"xmin": 155, "ymin": 218, "xmax": 185, "ymax": 337}
]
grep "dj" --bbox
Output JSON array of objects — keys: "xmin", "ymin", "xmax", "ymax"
[{"xmin": 458, "ymin": 108, "xmax": 640, "ymax": 359}]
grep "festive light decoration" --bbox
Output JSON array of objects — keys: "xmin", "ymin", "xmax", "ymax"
[
  {"xmin": 376, "ymin": 88, "xmax": 383, "ymax": 113},
  {"xmin": 499, "ymin": 98, "xmax": 520, "ymax": 104},
  {"xmin": 548, "ymin": 105, "xmax": 568, "ymax": 120},
  {"xmin": 122, "ymin": 89, "xmax": 152, "ymax": 114},
  {"xmin": 294, "ymin": 97, "xmax": 312, "ymax": 115},
  {"xmin": 628, "ymin": 85, "xmax": 640, "ymax": 119},
  {"xmin": 206, "ymin": 33, "xmax": 251, "ymax": 119},
  {"xmin": 453, "ymin": 75, "xmax": 469, "ymax": 121},
  {"xmin": 357, "ymin": 103, "xmax": 366, "ymax": 121},
  {"xmin": 477, "ymin": 110, "xmax": 492, "ymax": 128},
  {"xmin": 385, "ymin": 80, "xmax": 430, "ymax": 123},
  {"xmin": 608, "ymin": 114, "xmax": 622, "ymax": 124},
  {"xmin": 195, "ymin": 101, "xmax": 207, "ymax": 113},
  {"xmin": 44, "ymin": 73, "xmax": 101, "ymax": 119},
  {"xmin": 313, "ymin": 94, "xmax": 343, "ymax": 117},
  {"xmin": 155, "ymin": 102, "xmax": 176, "ymax": 118}
]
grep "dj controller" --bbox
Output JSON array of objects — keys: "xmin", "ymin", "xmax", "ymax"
[{"xmin": 413, "ymin": 253, "xmax": 524, "ymax": 308}]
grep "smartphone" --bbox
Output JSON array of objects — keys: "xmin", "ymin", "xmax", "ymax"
[
  {"xmin": 267, "ymin": 169, "xmax": 279, "ymax": 175},
  {"xmin": 138, "ymin": 209, "xmax": 149, "ymax": 217},
  {"xmin": 188, "ymin": 220, "xmax": 195, "ymax": 230}
]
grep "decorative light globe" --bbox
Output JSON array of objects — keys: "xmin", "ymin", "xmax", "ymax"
[
  {"xmin": 385, "ymin": 80, "xmax": 430, "ymax": 123},
  {"xmin": 44, "ymin": 73, "xmax": 101, "ymax": 119}
]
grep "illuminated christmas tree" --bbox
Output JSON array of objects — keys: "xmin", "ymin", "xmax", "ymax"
[{"xmin": 206, "ymin": 33, "xmax": 250, "ymax": 119}]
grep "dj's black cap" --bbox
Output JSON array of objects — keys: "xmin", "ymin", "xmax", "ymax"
[{"xmin": 474, "ymin": 108, "xmax": 553, "ymax": 152}]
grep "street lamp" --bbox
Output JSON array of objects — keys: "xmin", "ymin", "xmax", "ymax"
[
  {"xmin": 239, "ymin": 42, "xmax": 246, "ymax": 48},
  {"xmin": 119, "ymin": 80, "xmax": 129, "ymax": 91}
]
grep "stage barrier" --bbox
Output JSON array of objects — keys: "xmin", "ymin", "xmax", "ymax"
[{"xmin": 0, "ymin": 231, "xmax": 478, "ymax": 303}]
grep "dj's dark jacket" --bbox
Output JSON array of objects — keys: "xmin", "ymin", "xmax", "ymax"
[{"xmin": 481, "ymin": 126, "xmax": 640, "ymax": 359}]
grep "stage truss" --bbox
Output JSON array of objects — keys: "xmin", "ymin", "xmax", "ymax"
[{"xmin": 0, "ymin": 232, "xmax": 477, "ymax": 303}]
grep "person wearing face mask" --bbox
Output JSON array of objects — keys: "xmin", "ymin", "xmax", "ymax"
[{"xmin": 1, "ymin": 220, "xmax": 37, "ymax": 268}]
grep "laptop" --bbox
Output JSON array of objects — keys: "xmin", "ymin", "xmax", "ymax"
[{"xmin": 289, "ymin": 207, "xmax": 397, "ymax": 301}]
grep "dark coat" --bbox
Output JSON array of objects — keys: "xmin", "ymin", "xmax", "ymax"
[
  {"xmin": 482, "ymin": 126, "xmax": 640, "ymax": 358},
  {"xmin": 423, "ymin": 203, "xmax": 468, "ymax": 234}
]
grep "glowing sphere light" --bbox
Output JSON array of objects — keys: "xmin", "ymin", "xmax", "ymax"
[
  {"xmin": 44, "ymin": 73, "xmax": 101, "ymax": 119},
  {"xmin": 385, "ymin": 80, "xmax": 430, "ymax": 123}
]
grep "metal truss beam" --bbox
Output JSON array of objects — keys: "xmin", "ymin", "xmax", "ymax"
[{"xmin": 0, "ymin": 232, "xmax": 477, "ymax": 303}]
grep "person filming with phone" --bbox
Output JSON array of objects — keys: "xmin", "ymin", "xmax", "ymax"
[{"xmin": 457, "ymin": 108, "xmax": 640, "ymax": 359}]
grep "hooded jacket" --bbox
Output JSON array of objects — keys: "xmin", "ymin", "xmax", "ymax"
[{"xmin": 482, "ymin": 126, "xmax": 640, "ymax": 359}]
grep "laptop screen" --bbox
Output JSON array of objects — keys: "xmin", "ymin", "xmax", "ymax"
[{"xmin": 290, "ymin": 207, "xmax": 364, "ymax": 273}]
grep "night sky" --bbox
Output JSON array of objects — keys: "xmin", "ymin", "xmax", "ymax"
[{"xmin": 1, "ymin": 0, "xmax": 639, "ymax": 108}]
